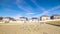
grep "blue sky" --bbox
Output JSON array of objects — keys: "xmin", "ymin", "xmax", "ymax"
[{"xmin": 0, "ymin": 0, "xmax": 60, "ymax": 18}]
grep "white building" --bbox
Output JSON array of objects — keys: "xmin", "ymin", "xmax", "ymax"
[
  {"xmin": 19, "ymin": 17, "xmax": 28, "ymax": 21},
  {"xmin": 40, "ymin": 15, "xmax": 50, "ymax": 21},
  {"xmin": 29, "ymin": 17, "xmax": 39, "ymax": 23},
  {"xmin": 16, "ymin": 17, "xmax": 28, "ymax": 23},
  {"xmin": 3, "ymin": 17, "xmax": 16, "ymax": 23},
  {"xmin": 51, "ymin": 14, "xmax": 60, "ymax": 19}
]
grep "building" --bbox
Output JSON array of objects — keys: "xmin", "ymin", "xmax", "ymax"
[
  {"xmin": 40, "ymin": 15, "xmax": 50, "ymax": 21},
  {"xmin": 3, "ymin": 17, "xmax": 16, "ymax": 23},
  {"xmin": 51, "ymin": 14, "xmax": 60, "ymax": 19},
  {"xmin": 31, "ymin": 17, "xmax": 39, "ymax": 21},
  {"xmin": 16, "ymin": 17, "xmax": 28, "ymax": 23},
  {"xmin": 19, "ymin": 17, "xmax": 28, "ymax": 21},
  {"xmin": 29, "ymin": 17, "xmax": 39, "ymax": 23}
]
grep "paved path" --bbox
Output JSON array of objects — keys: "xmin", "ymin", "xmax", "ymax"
[{"xmin": 0, "ymin": 23, "xmax": 60, "ymax": 34}]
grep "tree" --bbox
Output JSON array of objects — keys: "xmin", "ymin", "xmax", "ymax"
[{"xmin": 0, "ymin": 17, "xmax": 3, "ymax": 21}]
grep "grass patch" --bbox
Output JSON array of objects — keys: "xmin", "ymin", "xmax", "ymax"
[
  {"xmin": 47, "ymin": 21, "xmax": 60, "ymax": 26},
  {"xmin": 50, "ymin": 21, "xmax": 60, "ymax": 24}
]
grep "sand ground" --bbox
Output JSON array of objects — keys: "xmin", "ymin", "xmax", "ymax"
[{"xmin": 0, "ymin": 23, "xmax": 60, "ymax": 34}]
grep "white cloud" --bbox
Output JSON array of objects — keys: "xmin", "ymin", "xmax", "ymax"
[
  {"xmin": 16, "ymin": 0, "xmax": 34, "ymax": 12},
  {"xmin": 16, "ymin": 0, "xmax": 36, "ymax": 17},
  {"xmin": 33, "ymin": 5, "xmax": 60, "ymax": 17},
  {"xmin": 12, "ymin": 14, "xmax": 22, "ymax": 19},
  {"xmin": 16, "ymin": 0, "xmax": 29, "ymax": 12},
  {"xmin": 27, "ymin": 12, "xmax": 34, "ymax": 15},
  {"xmin": 3, "ymin": 8, "xmax": 23, "ymax": 19},
  {"xmin": 31, "ymin": 0, "xmax": 46, "ymax": 11},
  {"xmin": 16, "ymin": 0, "xmax": 60, "ymax": 18},
  {"xmin": 26, "ymin": 12, "xmax": 35, "ymax": 16},
  {"xmin": 47, "ymin": 5, "xmax": 60, "ymax": 11},
  {"xmin": 3, "ymin": 8, "xmax": 14, "ymax": 12}
]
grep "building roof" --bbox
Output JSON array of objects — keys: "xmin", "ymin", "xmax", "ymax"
[
  {"xmin": 4, "ymin": 17, "xmax": 16, "ymax": 21},
  {"xmin": 31, "ymin": 17, "xmax": 38, "ymax": 19},
  {"xmin": 52, "ymin": 14, "xmax": 60, "ymax": 16},
  {"xmin": 4, "ymin": 17, "xmax": 12, "ymax": 19},
  {"xmin": 40, "ymin": 15, "xmax": 49, "ymax": 17},
  {"xmin": 20, "ymin": 17, "xmax": 27, "ymax": 18},
  {"xmin": 20, "ymin": 17, "xmax": 28, "ymax": 20}
]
